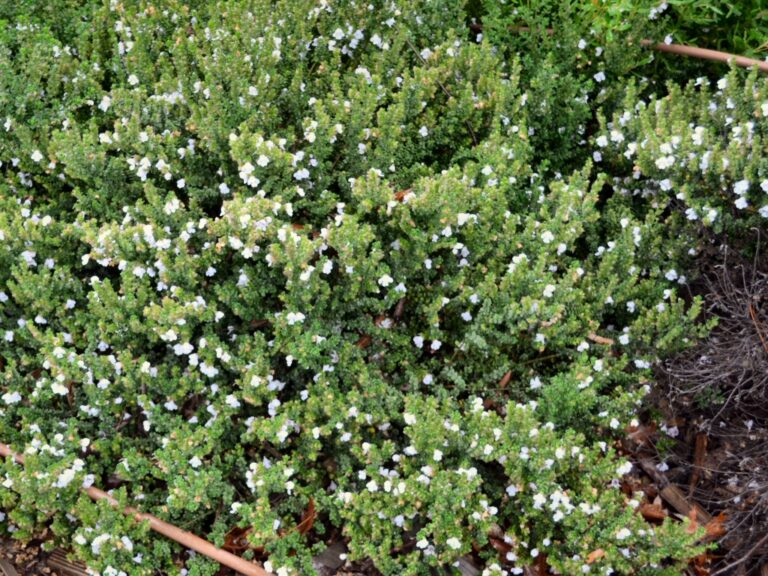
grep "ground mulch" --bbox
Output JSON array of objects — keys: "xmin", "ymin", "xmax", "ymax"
[{"xmin": 0, "ymin": 535, "xmax": 57, "ymax": 575}]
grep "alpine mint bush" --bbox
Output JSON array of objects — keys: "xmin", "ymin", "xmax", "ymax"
[
  {"xmin": 2, "ymin": 0, "xmax": 754, "ymax": 575},
  {"xmin": 595, "ymin": 68, "xmax": 768, "ymax": 241}
]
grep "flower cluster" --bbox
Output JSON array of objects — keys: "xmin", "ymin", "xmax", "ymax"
[{"xmin": 594, "ymin": 68, "xmax": 768, "ymax": 238}]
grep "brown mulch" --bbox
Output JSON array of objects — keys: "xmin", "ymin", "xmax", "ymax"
[
  {"xmin": 0, "ymin": 536, "xmax": 57, "ymax": 575},
  {"xmin": 647, "ymin": 236, "xmax": 768, "ymax": 576}
]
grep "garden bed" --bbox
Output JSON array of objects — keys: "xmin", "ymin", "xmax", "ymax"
[{"xmin": 1, "ymin": 1, "xmax": 768, "ymax": 575}]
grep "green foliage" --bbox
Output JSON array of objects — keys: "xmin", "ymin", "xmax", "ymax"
[
  {"xmin": 665, "ymin": 0, "xmax": 768, "ymax": 57},
  {"xmin": 595, "ymin": 67, "xmax": 768, "ymax": 242},
  {"xmin": 2, "ymin": 1, "xmax": 761, "ymax": 575}
]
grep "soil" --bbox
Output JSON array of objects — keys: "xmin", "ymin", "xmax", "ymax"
[{"xmin": 0, "ymin": 535, "xmax": 57, "ymax": 575}]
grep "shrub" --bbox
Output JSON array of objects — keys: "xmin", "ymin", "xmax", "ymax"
[
  {"xmin": 595, "ymin": 67, "xmax": 768, "ymax": 244},
  {"xmin": 0, "ymin": 1, "xmax": 745, "ymax": 575}
]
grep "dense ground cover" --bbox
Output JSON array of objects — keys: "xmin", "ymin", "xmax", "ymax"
[{"xmin": 0, "ymin": 1, "xmax": 766, "ymax": 575}]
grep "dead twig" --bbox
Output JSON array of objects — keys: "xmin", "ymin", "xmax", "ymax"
[
  {"xmin": 689, "ymin": 432, "xmax": 708, "ymax": 497},
  {"xmin": 749, "ymin": 303, "xmax": 768, "ymax": 355},
  {"xmin": 711, "ymin": 531, "xmax": 768, "ymax": 576},
  {"xmin": 587, "ymin": 332, "xmax": 614, "ymax": 346}
]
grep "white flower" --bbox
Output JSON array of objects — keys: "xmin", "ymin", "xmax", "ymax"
[
  {"xmin": 593, "ymin": 71, "xmax": 606, "ymax": 83},
  {"xmin": 293, "ymin": 168, "xmax": 310, "ymax": 180},
  {"xmin": 595, "ymin": 135, "xmax": 608, "ymax": 148},
  {"xmin": 51, "ymin": 382, "xmax": 69, "ymax": 396},
  {"xmin": 219, "ymin": 182, "xmax": 230, "ymax": 195},
  {"xmin": 542, "ymin": 284, "xmax": 556, "ymax": 298},
  {"xmin": 418, "ymin": 126, "xmax": 429, "ymax": 138},
  {"xmin": 578, "ymin": 38, "xmax": 587, "ymax": 50},
  {"xmin": 615, "ymin": 528, "xmax": 632, "ymax": 540},
  {"xmin": 30, "ymin": 150, "xmax": 44, "ymax": 163},
  {"xmin": 173, "ymin": 342, "xmax": 193, "ymax": 355},
  {"xmin": 160, "ymin": 328, "xmax": 178, "ymax": 342},
  {"xmin": 404, "ymin": 413, "xmax": 417, "ymax": 425},
  {"xmin": 664, "ymin": 269, "xmax": 678, "ymax": 281},
  {"xmin": 433, "ymin": 449, "xmax": 443, "ymax": 461},
  {"xmin": 413, "ymin": 335, "xmax": 424, "ymax": 348},
  {"xmin": 540, "ymin": 230, "xmax": 554, "ymax": 244},
  {"xmin": 734, "ymin": 179, "xmax": 750, "ymax": 195},
  {"xmin": 378, "ymin": 274, "xmax": 393, "ymax": 287},
  {"xmin": 128, "ymin": 74, "xmax": 139, "ymax": 86},
  {"xmin": 286, "ymin": 312, "xmax": 306, "ymax": 325},
  {"xmin": 446, "ymin": 537, "xmax": 461, "ymax": 550},
  {"xmin": 98, "ymin": 96, "xmax": 111, "ymax": 112},
  {"xmin": 91, "ymin": 534, "xmax": 111, "ymax": 555},
  {"xmin": 735, "ymin": 197, "xmax": 749, "ymax": 210},
  {"xmin": 616, "ymin": 461, "xmax": 633, "ymax": 475},
  {"xmin": 189, "ymin": 456, "xmax": 202, "ymax": 468},
  {"xmin": 692, "ymin": 126, "xmax": 706, "ymax": 146},
  {"xmin": 655, "ymin": 155, "xmax": 675, "ymax": 170},
  {"xmin": 422, "ymin": 373, "xmax": 433, "ymax": 385},
  {"xmin": 164, "ymin": 198, "xmax": 180, "ymax": 215},
  {"xmin": 2, "ymin": 391, "xmax": 22, "ymax": 405},
  {"xmin": 257, "ymin": 154, "xmax": 270, "ymax": 167},
  {"xmin": 664, "ymin": 34, "xmax": 673, "ymax": 45}
]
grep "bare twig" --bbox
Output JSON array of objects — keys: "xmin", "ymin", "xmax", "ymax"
[
  {"xmin": 749, "ymin": 303, "xmax": 768, "ymax": 355},
  {"xmin": 640, "ymin": 39, "xmax": 768, "ymax": 73},
  {"xmin": 711, "ymin": 531, "xmax": 768, "ymax": 576}
]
